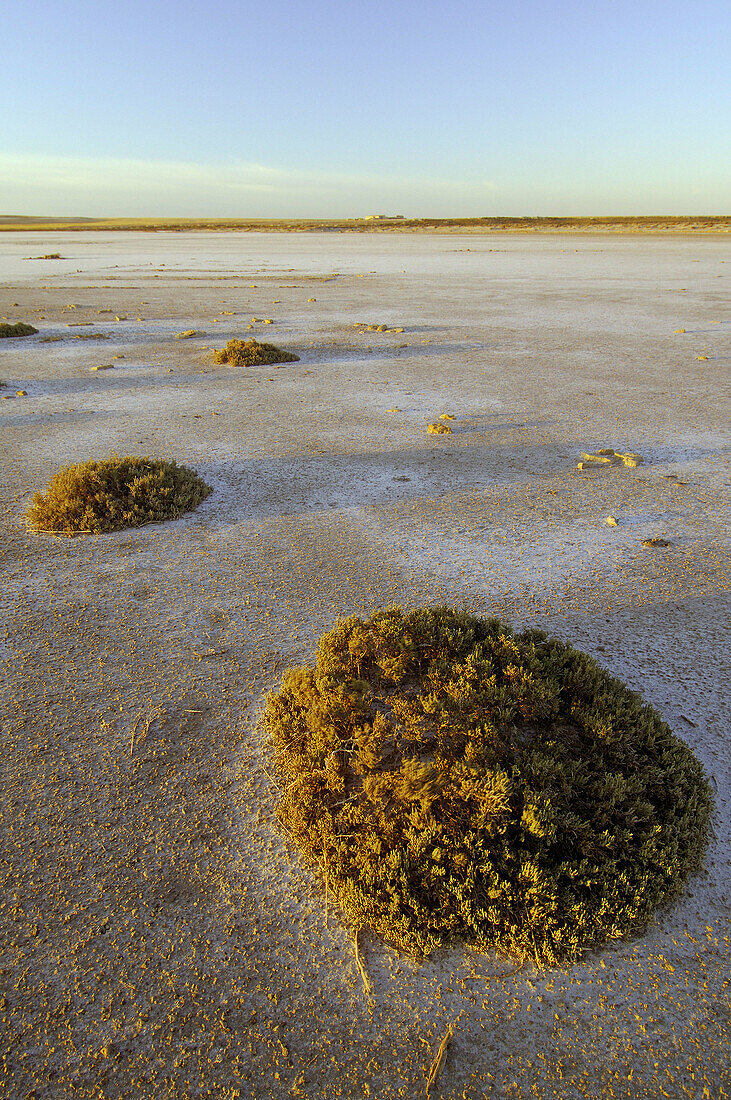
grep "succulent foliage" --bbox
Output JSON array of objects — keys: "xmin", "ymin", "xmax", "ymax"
[
  {"xmin": 214, "ymin": 338, "xmax": 299, "ymax": 367},
  {"xmin": 265, "ymin": 607, "xmax": 712, "ymax": 965},
  {"xmin": 0, "ymin": 322, "xmax": 38, "ymax": 338},
  {"xmin": 27, "ymin": 455, "xmax": 212, "ymax": 535}
]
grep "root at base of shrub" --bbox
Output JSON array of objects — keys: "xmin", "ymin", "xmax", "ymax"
[{"xmin": 264, "ymin": 606, "xmax": 712, "ymax": 966}]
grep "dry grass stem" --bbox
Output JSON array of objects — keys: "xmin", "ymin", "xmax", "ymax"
[
  {"xmin": 353, "ymin": 928, "xmax": 372, "ymax": 998},
  {"xmin": 130, "ymin": 705, "xmax": 164, "ymax": 756},
  {"xmin": 425, "ymin": 1019, "xmax": 457, "ymax": 1097}
]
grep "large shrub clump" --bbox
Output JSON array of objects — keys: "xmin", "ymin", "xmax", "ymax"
[
  {"xmin": 27, "ymin": 455, "xmax": 212, "ymax": 535},
  {"xmin": 265, "ymin": 607, "xmax": 712, "ymax": 966},
  {"xmin": 214, "ymin": 338, "xmax": 299, "ymax": 367},
  {"xmin": 0, "ymin": 322, "xmax": 38, "ymax": 339}
]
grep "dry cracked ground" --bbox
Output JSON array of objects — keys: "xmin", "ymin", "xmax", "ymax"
[{"xmin": 0, "ymin": 232, "xmax": 729, "ymax": 1099}]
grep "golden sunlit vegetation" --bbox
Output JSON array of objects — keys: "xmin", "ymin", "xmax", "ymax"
[
  {"xmin": 265, "ymin": 607, "xmax": 712, "ymax": 966},
  {"xmin": 0, "ymin": 322, "xmax": 38, "ymax": 338},
  {"xmin": 27, "ymin": 455, "xmax": 212, "ymax": 535},
  {"xmin": 214, "ymin": 338, "xmax": 299, "ymax": 367}
]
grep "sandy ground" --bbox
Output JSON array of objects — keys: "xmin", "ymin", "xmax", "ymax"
[{"xmin": 0, "ymin": 232, "xmax": 729, "ymax": 1100}]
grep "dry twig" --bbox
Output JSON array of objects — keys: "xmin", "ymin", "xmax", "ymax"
[
  {"xmin": 425, "ymin": 1018, "xmax": 458, "ymax": 1097},
  {"xmin": 130, "ymin": 704, "xmax": 164, "ymax": 756},
  {"xmin": 353, "ymin": 927, "xmax": 372, "ymax": 998}
]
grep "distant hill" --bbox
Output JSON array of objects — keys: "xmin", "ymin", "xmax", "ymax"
[
  {"xmin": 0, "ymin": 215, "xmax": 99, "ymax": 225},
  {"xmin": 0, "ymin": 215, "xmax": 728, "ymax": 233}
]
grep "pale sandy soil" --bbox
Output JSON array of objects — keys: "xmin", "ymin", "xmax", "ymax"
[{"xmin": 0, "ymin": 233, "xmax": 729, "ymax": 1100}]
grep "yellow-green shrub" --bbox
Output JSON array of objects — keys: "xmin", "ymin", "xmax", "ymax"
[
  {"xmin": 264, "ymin": 607, "xmax": 712, "ymax": 966},
  {"xmin": 27, "ymin": 455, "xmax": 212, "ymax": 535},
  {"xmin": 0, "ymin": 322, "xmax": 38, "ymax": 338},
  {"xmin": 214, "ymin": 338, "xmax": 298, "ymax": 367}
]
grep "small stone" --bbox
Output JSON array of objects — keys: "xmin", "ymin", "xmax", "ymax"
[
  {"xmin": 90, "ymin": 364, "xmax": 114, "ymax": 371},
  {"xmin": 605, "ymin": 516, "xmax": 618, "ymax": 526},
  {"xmin": 16, "ymin": 390, "xmax": 27, "ymax": 396},
  {"xmin": 696, "ymin": 355, "xmax": 709, "ymax": 361},
  {"xmin": 428, "ymin": 422, "xmax": 452, "ymax": 435},
  {"xmin": 175, "ymin": 330, "xmax": 200, "ymax": 339},
  {"xmin": 642, "ymin": 537, "xmax": 670, "ymax": 547},
  {"xmin": 439, "ymin": 413, "xmax": 455, "ymax": 420},
  {"xmin": 673, "ymin": 328, "xmax": 686, "ymax": 334},
  {"xmin": 307, "ymin": 298, "xmax": 317, "ymax": 302}
]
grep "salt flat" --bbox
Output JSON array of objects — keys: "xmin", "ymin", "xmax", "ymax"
[{"xmin": 1, "ymin": 231, "xmax": 729, "ymax": 1099}]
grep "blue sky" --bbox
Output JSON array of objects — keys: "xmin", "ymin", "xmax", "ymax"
[{"xmin": 2, "ymin": 0, "xmax": 729, "ymax": 215}]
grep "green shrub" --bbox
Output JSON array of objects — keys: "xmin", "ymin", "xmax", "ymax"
[
  {"xmin": 0, "ymin": 322, "xmax": 38, "ymax": 339},
  {"xmin": 214, "ymin": 338, "xmax": 299, "ymax": 367},
  {"xmin": 27, "ymin": 455, "xmax": 212, "ymax": 535},
  {"xmin": 264, "ymin": 607, "xmax": 712, "ymax": 966}
]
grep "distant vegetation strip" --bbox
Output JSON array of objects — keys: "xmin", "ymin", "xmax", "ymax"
[{"xmin": 1, "ymin": 215, "xmax": 729, "ymax": 233}]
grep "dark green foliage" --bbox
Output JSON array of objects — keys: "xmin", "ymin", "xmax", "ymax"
[
  {"xmin": 264, "ymin": 607, "xmax": 712, "ymax": 966},
  {"xmin": 0, "ymin": 322, "xmax": 38, "ymax": 338},
  {"xmin": 27, "ymin": 455, "xmax": 212, "ymax": 535},
  {"xmin": 214, "ymin": 338, "xmax": 299, "ymax": 367}
]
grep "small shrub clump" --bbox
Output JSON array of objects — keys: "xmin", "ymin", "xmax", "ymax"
[
  {"xmin": 27, "ymin": 455, "xmax": 212, "ymax": 535},
  {"xmin": 265, "ymin": 607, "xmax": 712, "ymax": 966},
  {"xmin": 0, "ymin": 322, "xmax": 38, "ymax": 339},
  {"xmin": 214, "ymin": 338, "xmax": 299, "ymax": 367}
]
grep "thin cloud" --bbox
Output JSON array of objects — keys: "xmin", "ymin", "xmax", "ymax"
[{"xmin": 0, "ymin": 153, "xmax": 499, "ymax": 217}]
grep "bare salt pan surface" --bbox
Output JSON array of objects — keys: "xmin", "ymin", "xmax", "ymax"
[{"xmin": 0, "ymin": 232, "xmax": 729, "ymax": 1099}]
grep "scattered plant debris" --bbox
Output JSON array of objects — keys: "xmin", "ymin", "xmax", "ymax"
[
  {"xmin": 577, "ymin": 449, "xmax": 643, "ymax": 469},
  {"xmin": 354, "ymin": 322, "xmax": 405, "ymax": 333}
]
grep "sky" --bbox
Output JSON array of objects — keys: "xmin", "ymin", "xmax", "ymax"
[{"xmin": 2, "ymin": 0, "xmax": 729, "ymax": 216}]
